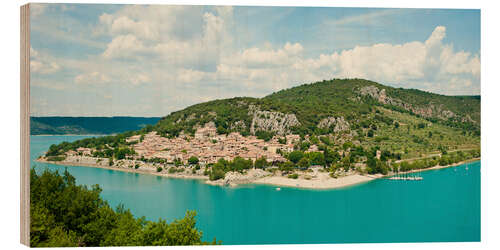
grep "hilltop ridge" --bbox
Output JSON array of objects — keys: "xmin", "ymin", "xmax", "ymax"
[{"xmin": 153, "ymin": 78, "xmax": 479, "ymax": 138}]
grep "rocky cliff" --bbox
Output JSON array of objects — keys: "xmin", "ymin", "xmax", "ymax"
[{"xmin": 249, "ymin": 105, "xmax": 301, "ymax": 135}]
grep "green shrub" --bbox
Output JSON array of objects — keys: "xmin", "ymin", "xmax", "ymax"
[
  {"xmin": 47, "ymin": 156, "xmax": 66, "ymax": 162},
  {"xmin": 209, "ymin": 169, "xmax": 225, "ymax": 181},
  {"xmin": 288, "ymin": 151, "xmax": 304, "ymax": 164},
  {"xmin": 188, "ymin": 156, "xmax": 199, "ymax": 165}
]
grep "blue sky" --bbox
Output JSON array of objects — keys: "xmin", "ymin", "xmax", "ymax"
[{"xmin": 30, "ymin": 4, "xmax": 480, "ymax": 117}]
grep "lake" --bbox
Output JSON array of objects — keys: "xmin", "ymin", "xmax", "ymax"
[{"xmin": 30, "ymin": 135, "xmax": 480, "ymax": 245}]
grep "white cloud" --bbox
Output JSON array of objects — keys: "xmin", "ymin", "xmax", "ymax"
[
  {"xmin": 223, "ymin": 42, "xmax": 303, "ymax": 69},
  {"xmin": 205, "ymin": 26, "xmax": 480, "ymax": 96},
  {"xmin": 177, "ymin": 69, "xmax": 208, "ymax": 83},
  {"xmin": 102, "ymin": 34, "xmax": 146, "ymax": 59},
  {"xmin": 31, "ymin": 60, "xmax": 60, "ymax": 75},
  {"xmin": 75, "ymin": 72, "xmax": 111, "ymax": 84},
  {"xmin": 98, "ymin": 5, "xmax": 233, "ymax": 69},
  {"xmin": 294, "ymin": 26, "xmax": 480, "ymax": 94},
  {"xmin": 30, "ymin": 47, "xmax": 61, "ymax": 74},
  {"xmin": 29, "ymin": 5, "xmax": 481, "ymax": 116}
]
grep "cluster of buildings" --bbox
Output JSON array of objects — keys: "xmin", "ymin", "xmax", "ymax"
[{"xmin": 126, "ymin": 123, "xmax": 303, "ymax": 164}]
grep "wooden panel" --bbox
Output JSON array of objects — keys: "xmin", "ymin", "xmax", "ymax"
[{"xmin": 20, "ymin": 3, "xmax": 30, "ymax": 247}]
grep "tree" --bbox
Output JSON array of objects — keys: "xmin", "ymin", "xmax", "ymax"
[
  {"xmin": 255, "ymin": 130, "xmax": 275, "ymax": 141},
  {"xmin": 308, "ymin": 152, "xmax": 325, "ymax": 166},
  {"xmin": 320, "ymin": 136, "xmax": 331, "ymax": 146},
  {"xmin": 341, "ymin": 156, "xmax": 351, "ymax": 172},
  {"xmin": 280, "ymin": 161, "xmax": 295, "ymax": 172},
  {"xmin": 366, "ymin": 156, "xmax": 377, "ymax": 174},
  {"xmin": 188, "ymin": 156, "xmax": 199, "ymax": 165},
  {"xmin": 231, "ymin": 156, "xmax": 252, "ymax": 172},
  {"xmin": 288, "ymin": 151, "xmax": 304, "ymax": 164},
  {"xmin": 298, "ymin": 157, "xmax": 310, "ymax": 169},
  {"xmin": 209, "ymin": 164, "xmax": 226, "ymax": 181},
  {"xmin": 367, "ymin": 129, "xmax": 374, "ymax": 137},
  {"xmin": 254, "ymin": 156, "xmax": 267, "ymax": 169},
  {"xmin": 342, "ymin": 142, "xmax": 353, "ymax": 150},
  {"xmin": 300, "ymin": 141, "xmax": 311, "ymax": 151},
  {"xmin": 324, "ymin": 148, "xmax": 340, "ymax": 167},
  {"xmin": 278, "ymin": 137, "xmax": 287, "ymax": 144},
  {"xmin": 174, "ymin": 158, "xmax": 182, "ymax": 167},
  {"xmin": 30, "ymin": 169, "xmax": 217, "ymax": 247}
]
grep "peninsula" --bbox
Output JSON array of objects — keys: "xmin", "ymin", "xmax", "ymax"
[{"xmin": 37, "ymin": 79, "xmax": 481, "ymax": 189}]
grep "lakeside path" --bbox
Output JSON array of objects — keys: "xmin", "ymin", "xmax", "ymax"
[{"xmin": 35, "ymin": 157, "xmax": 480, "ymax": 190}]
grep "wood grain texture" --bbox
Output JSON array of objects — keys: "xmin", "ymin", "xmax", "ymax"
[{"xmin": 20, "ymin": 3, "xmax": 30, "ymax": 246}]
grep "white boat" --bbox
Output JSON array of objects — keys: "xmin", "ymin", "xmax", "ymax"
[{"xmin": 276, "ymin": 187, "xmax": 281, "ymax": 191}]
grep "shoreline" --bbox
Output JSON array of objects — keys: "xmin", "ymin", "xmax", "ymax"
[
  {"xmin": 31, "ymin": 134, "xmax": 107, "ymax": 137},
  {"xmin": 35, "ymin": 158, "xmax": 209, "ymax": 181},
  {"xmin": 35, "ymin": 157, "xmax": 480, "ymax": 190},
  {"xmin": 252, "ymin": 173, "xmax": 379, "ymax": 190},
  {"xmin": 385, "ymin": 157, "xmax": 481, "ymax": 178}
]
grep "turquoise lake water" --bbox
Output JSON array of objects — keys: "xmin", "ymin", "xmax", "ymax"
[{"xmin": 30, "ymin": 135, "xmax": 480, "ymax": 244}]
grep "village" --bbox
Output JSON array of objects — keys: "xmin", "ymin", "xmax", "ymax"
[
  {"xmin": 124, "ymin": 122, "xmax": 306, "ymax": 165},
  {"xmin": 40, "ymin": 120, "xmax": 479, "ymax": 189}
]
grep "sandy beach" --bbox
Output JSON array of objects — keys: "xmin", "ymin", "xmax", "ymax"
[{"xmin": 254, "ymin": 173, "xmax": 377, "ymax": 189}]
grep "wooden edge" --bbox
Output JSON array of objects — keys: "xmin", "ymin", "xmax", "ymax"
[{"xmin": 20, "ymin": 3, "xmax": 30, "ymax": 247}]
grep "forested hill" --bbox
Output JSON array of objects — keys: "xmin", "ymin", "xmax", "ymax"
[
  {"xmin": 152, "ymin": 78, "xmax": 480, "ymax": 138},
  {"xmin": 31, "ymin": 116, "xmax": 161, "ymax": 135},
  {"xmin": 44, "ymin": 78, "xmax": 480, "ymax": 165}
]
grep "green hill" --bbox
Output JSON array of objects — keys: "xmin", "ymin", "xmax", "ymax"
[
  {"xmin": 44, "ymin": 78, "xmax": 480, "ymax": 174},
  {"xmin": 153, "ymin": 78, "xmax": 479, "ymax": 138}
]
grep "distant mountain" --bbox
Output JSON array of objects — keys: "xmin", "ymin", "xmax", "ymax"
[{"xmin": 30, "ymin": 116, "xmax": 161, "ymax": 135}]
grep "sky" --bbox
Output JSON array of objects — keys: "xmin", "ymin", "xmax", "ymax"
[{"xmin": 29, "ymin": 4, "xmax": 480, "ymax": 117}]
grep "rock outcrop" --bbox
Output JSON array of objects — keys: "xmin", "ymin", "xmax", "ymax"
[
  {"xmin": 249, "ymin": 105, "xmax": 300, "ymax": 135},
  {"xmin": 230, "ymin": 120, "xmax": 247, "ymax": 131},
  {"xmin": 358, "ymin": 85, "xmax": 456, "ymax": 120},
  {"xmin": 318, "ymin": 116, "xmax": 350, "ymax": 132},
  {"xmin": 208, "ymin": 169, "xmax": 270, "ymax": 186}
]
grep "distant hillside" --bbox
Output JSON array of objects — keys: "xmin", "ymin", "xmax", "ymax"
[
  {"xmin": 154, "ymin": 78, "xmax": 480, "ymax": 137},
  {"xmin": 30, "ymin": 117, "xmax": 161, "ymax": 135}
]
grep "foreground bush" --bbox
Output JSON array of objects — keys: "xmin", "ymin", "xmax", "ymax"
[{"xmin": 30, "ymin": 168, "xmax": 219, "ymax": 247}]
